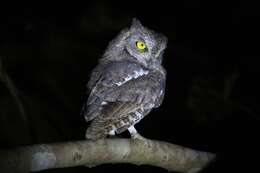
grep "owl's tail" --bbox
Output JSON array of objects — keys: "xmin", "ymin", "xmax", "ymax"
[
  {"xmin": 85, "ymin": 130, "xmax": 107, "ymax": 140},
  {"xmin": 85, "ymin": 121, "xmax": 108, "ymax": 140}
]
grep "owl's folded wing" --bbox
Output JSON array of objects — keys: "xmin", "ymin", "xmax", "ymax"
[{"xmin": 82, "ymin": 61, "xmax": 165, "ymax": 121}]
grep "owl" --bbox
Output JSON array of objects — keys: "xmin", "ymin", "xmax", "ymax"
[{"xmin": 81, "ymin": 18, "xmax": 167, "ymax": 140}]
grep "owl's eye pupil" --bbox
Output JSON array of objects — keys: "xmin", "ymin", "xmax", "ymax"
[{"xmin": 136, "ymin": 41, "xmax": 146, "ymax": 50}]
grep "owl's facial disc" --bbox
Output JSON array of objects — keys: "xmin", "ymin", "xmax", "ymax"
[
  {"xmin": 123, "ymin": 19, "xmax": 167, "ymax": 68},
  {"xmin": 125, "ymin": 34, "xmax": 150, "ymax": 66}
]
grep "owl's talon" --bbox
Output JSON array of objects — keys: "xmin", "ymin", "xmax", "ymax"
[
  {"xmin": 128, "ymin": 126, "xmax": 146, "ymax": 141},
  {"xmin": 131, "ymin": 133, "xmax": 146, "ymax": 141}
]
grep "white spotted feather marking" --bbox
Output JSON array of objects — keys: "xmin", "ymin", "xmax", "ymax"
[
  {"xmin": 135, "ymin": 111, "xmax": 142, "ymax": 119},
  {"xmin": 133, "ymin": 111, "xmax": 143, "ymax": 124},
  {"xmin": 101, "ymin": 101, "xmax": 108, "ymax": 105},
  {"xmin": 115, "ymin": 69, "xmax": 149, "ymax": 86},
  {"xmin": 108, "ymin": 130, "xmax": 115, "ymax": 135}
]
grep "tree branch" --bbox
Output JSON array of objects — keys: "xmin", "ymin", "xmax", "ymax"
[{"xmin": 0, "ymin": 138, "xmax": 215, "ymax": 173}]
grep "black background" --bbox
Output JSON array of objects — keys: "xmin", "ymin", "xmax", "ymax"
[{"xmin": 0, "ymin": 1, "xmax": 259, "ymax": 172}]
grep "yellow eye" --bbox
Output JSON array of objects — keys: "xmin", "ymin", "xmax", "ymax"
[{"xmin": 136, "ymin": 40, "xmax": 146, "ymax": 50}]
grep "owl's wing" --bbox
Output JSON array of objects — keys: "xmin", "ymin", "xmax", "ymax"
[{"xmin": 82, "ymin": 61, "xmax": 165, "ymax": 122}]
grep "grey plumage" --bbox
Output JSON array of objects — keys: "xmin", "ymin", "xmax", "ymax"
[{"xmin": 81, "ymin": 18, "xmax": 167, "ymax": 140}]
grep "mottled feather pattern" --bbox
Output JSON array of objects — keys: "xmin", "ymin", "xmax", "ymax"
[
  {"xmin": 84, "ymin": 62, "xmax": 165, "ymax": 139},
  {"xmin": 81, "ymin": 19, "xmax": 167, "ymax": 140}
]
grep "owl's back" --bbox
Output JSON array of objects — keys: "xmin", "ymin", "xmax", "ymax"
[{"xmin": 82, "ymin": 61, "xmax": 165, "ymax": 140}]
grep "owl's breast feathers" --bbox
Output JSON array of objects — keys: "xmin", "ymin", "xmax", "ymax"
[{"xmin": 82, "ymin": 61, "xmax": 165, "ymax": 139}]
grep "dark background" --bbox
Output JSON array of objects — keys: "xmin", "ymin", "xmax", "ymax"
[{"xmin": 0, "ymin": 1, "xmax": 259, "ymax": 172}]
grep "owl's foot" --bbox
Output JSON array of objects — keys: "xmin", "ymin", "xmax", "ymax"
[
  {"xmin": 128, "ymin": 126, "xmax": 146, "ymax": 141},
  {"xmin": 131, "ymin": 133, "xmax": 146, "ymax": 141}
]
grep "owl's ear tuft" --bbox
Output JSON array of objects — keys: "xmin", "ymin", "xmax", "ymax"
[{"xmin": 131, "ymin": 18, "xmax": 144, "ymax": 31}]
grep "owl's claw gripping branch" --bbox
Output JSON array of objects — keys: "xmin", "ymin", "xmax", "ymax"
[
  {"xmin": 0, "ymin": 139, "xmax": 215, "ymax": 173},
  {"xmin": 128, "ymin": 126, "xmax": 146, "ymax": 140}
]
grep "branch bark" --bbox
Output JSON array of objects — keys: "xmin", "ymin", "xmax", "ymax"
[{"xmin": 0, "ymin": 138, "xmax": 215, "ymax": 173}]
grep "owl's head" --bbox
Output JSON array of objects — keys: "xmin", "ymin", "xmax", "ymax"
[{"xmin": 102, "ymin": 18, "xmax": 167, "ymax": 68}]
